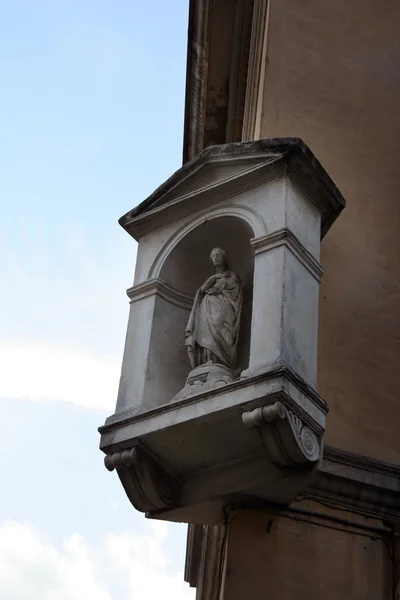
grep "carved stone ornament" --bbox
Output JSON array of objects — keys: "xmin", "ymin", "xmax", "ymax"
[
  {"xmin": 242, "ymin": 401, "xmax": 321, "ymax": 468},
  {"xmin": 104, "ymin": 444, "xmax": 179, "ymax": 513}
]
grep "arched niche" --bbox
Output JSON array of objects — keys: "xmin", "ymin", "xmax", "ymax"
[
  {"xmin": 160, "ymin": 216, "xmax": 254, "ymax": 295},
  {"xmin": 144, "ymin": 216, "xmax": 255, "ymax": 408}
]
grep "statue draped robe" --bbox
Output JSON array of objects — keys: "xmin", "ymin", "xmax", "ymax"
[{"xmin": 185, "ymin": 271, "xmax": 242, "ymax": 369}]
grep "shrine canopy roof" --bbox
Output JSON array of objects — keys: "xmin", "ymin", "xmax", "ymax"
[{"xmin": 119, "ymin": 138, "xmax": 346, "ymax": 241}]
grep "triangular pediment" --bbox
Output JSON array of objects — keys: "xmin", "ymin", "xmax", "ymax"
[
  {"xmin": 120, "ymin": 139, "xmax": 345, "ymax": 240},
  {"xmin": 151, "ymin": 154, "xmax": 277, "ymax": 209}
]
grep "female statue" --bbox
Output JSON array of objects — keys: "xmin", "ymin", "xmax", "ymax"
[{"xmin": 185, "ymin": 248, "xmax": 243, "ymax": 370}]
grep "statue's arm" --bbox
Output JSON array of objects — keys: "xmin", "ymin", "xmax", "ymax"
[{"xmin": 200, "ymin": 275, "xmax": 217, "ymax": 292}]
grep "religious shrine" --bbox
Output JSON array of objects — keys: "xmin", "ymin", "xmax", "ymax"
[{"xmin": 99, "ymin": 138, "xmax": 345, "ymax": 523}]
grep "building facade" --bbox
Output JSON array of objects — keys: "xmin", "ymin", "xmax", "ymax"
[{"xmin": 183, "ymin": 1, "xmax": 400, "ymax": 598}]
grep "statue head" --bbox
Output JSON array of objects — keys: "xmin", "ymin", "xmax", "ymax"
[{"xmin": 209, "ymin": 247, "xmax": 229, "ymax": 269}]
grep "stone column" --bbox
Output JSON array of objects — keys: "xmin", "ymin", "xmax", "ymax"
[{"xmin": 243, "ymin": 179, "xmax": 323, "ymax": 388}]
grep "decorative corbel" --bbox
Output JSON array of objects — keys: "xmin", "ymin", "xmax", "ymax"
[
  {"xmin": 104, "ymin": 444, "xmax": 179, "ymax": 513},
  {"xmin": 242, "ymin": 401, "xmax": 321, "ymax": 468}
]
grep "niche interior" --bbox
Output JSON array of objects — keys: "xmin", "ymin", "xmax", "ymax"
[{"xmin": 144, "ymin": 216, "xmax": 255, "ymax": 408}]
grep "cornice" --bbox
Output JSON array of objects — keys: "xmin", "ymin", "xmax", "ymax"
[
  {"xmin": 183, "ymin": 0, "xmax": 256, "ymax": 163},
  {"xmin": 99, "ymin": 361, "xmax": 327, "ymax": 437},
  {"xmin": 127, "ymin": 278, "xmax": 193, "ymax": 309},
  {"xmin": 121, "ymin": 153, "xmax": 284, "ymax": 240},
  {"xmin": 120, "ymin": 139, "xmax": 345, "ymax": 242},
  {"xmin": 225, "ymin": 0, "xmax": 255, "ymax": 144},
  {"xmin": 183, "ymin": 0, "xmax": 209, "ymax": 164},
  {"xmin": 242, "ymin": 0, "xmax": 269, "ymax": 141},
  {"xmin": 184, "ymin": 524, "xmax": 203, "ymax": 588},
  {"xmin": 127, "ymin": 278, "xmax": 251, "ymax": 310},
  {"xmin": 183, "ymin": 446, "xmax": 400, "ymax": 592},
  {"xmin": 305, "ymin": 446, "xmax": 400, "ymax": 521},
  {"xmin": 190, "ymin": 525, "xmax": 227, "ymax": 600},
  {"xmin": 323, "ymin": 446, "xmax": 400, "ymax": 480},
  {"xmin": 251, "ymin": 228, "xmax": 324, "ymax": 282}
]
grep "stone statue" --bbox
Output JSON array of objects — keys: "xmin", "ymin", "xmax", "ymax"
[{"xmin": 185, "ymin": 248, "xmax": 243, "ymax": 371}]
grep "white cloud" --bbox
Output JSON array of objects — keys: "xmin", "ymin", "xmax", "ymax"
[
  {"xmin": 0, "ymin": 209, "xmax": 138, "ymax": 411},
  {"xmin": 0, "ymin": 520, "xmax": 194, "ymax": 600},
  {"xmin": 0, "ymin": 341, "xmax": 120, "ymax": 411},
  {"xmin": 0, "ymin": 521, "xmax": 110, "ymax": 600},
  {"xmin": 0, "ymin": 219, "xmax": 134, "ymax": 411}
]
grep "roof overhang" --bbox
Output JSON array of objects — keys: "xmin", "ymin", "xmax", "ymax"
[{"xmin": 183, "ymin": 0, "xmax": 269, "ymax": 163}]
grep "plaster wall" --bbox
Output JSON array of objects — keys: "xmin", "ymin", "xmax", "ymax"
[
  {"xmin": 145, "ymin": 296, "xmax": 191, "ymax": 408},
  {"xmin": 223, "ymin": 507, "xmax": 392, "ymax": 600},
  {"xmin": 116, "ymin": 293, "xmax": 156, "ymax": 412},
  {"xmin": 260, "ymin": 0, "xmax": 400, "ymax": 462}
]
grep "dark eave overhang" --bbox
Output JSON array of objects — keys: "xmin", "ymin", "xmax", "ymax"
[
  {"xmin": 183, "ymin": 0, "xmax": 260, "ymax": 164},
  {"xmin": 182, "ymin": 0, "xmax": 209, "ymax": 164}
]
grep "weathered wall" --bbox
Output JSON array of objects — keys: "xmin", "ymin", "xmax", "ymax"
[
  {"xmin": 260, "ymin": 0, "xmax": 400, "ymax": 463},
  {"xmin": 223, "ymin": 506, "xmax": 392, "ymax": 600}
]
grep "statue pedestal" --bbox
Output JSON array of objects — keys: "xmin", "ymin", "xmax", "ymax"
[
  {"xmin": 171, "ymin": 363, "xmax": 238, "ymax": 402},
  {"xmin": 101, "ymin": 362, "xmax": 327, "ymax": 523}
]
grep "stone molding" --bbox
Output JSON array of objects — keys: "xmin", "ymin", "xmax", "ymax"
[
  {"xmin": 394, "ymin": 525, "xmax": 400, "ymax": 600},
  {"xmin": 225, "ymin": 0, "xmax": 254, "ymax": 145},
  {"xmin": 123, "ymin": 155, "xmax": 283, "ymax": 240},
  {"xmin": 251, "ymin": 228, "xmax": 324, "ymax": 282},
  {"xmin": 183, "ymin": 0, "xmax": 256, "ymax": 162},
  {"xmin": 324, "ymin": 446, "xmax": 400, "ymax": 480},
  {"xmin": 305, "ymin": 446, "xmax": 400, "ymax": 521},
  {"xmin": 126, "ymin": 277, "xmax": 252, "ymax": 311},
  {"xmin": 185, "ymin": 524, "xmax": 204, "ymax": 588},
  {"xmin": 100, "ymin": 363, "xmax": 327, "ymax": 522},
  {"xmin": 148, "ymin": 201, "xmax": 266, "ymax": 279},
  {"xmin": 242, "ymin": 0, "xmax": 269, "ymax": 141},
  {"xmin": 127, "ymin": 278, "xmax": 193, "ymax": 309},
  {"xmin": 242, "ymin": 400, "xmax": 321, "ymax": 467},
  {"xmin": 183, "ymin": 446, "xmax": 400, "ymax": 594},
  {"xmin": 240, "ymin": 361, "xmax": 328, "ymax": 418},
  {"xmin": 193, "ymin": 525, "xmax": 227, "ymax": 600},
  {"xmin": 100, "ymin": 409, "xmax": 400, "ymax": 526},
  {"xmin": 104, "ymin": 443, "xmax": 179, "ymax": 513},
  {"xmin": 100, "ymin": 362, "xmax": 328, "ymax": 436},
  {"xmin": 183, "ymin": 0, "xmax": 209, "ymax": 163}
]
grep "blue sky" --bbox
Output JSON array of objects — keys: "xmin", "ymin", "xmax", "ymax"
[{"xmin": 0, "ymin": 2, "xmax": 194, "ymax": 598}]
